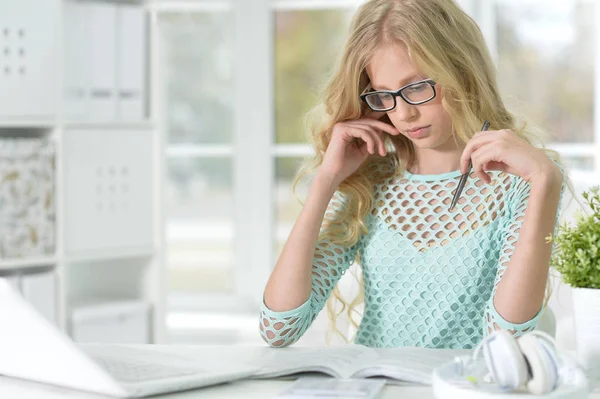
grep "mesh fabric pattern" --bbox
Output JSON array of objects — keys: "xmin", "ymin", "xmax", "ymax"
[{"xmin": 260, "ymin": 168, "xmax": 563, "ymax": 348}]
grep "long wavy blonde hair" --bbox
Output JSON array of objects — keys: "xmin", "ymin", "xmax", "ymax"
[{"xmin": 293, "ymin": 0, "xmax": 567, "ymax": 344}]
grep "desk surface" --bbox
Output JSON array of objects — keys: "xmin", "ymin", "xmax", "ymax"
[
  {"xmin": 0, "ymin": 376, "xmax": 439, "ymax": 399},
  {"xmin": 0, "ymin": 344, "xmax": 598, "ymax": 399},
  {"xmin": 1, "ymin": 376, "xmax": 599, "ymax": 399}
]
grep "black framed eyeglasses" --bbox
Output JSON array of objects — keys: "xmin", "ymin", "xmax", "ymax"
[{"xmin": 360, "ymin": 79, "xmax": 437, "ymax": 112}]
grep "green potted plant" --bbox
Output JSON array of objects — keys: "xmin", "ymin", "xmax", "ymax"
[{"xmin": 549, "ymin": 185, "xmax": 600, "ymax": 378}]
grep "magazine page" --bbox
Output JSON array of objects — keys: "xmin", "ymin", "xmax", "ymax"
[
  {"xmin": 351, "ymin": 346, "xmax": 472, "ymax": 385},
  {"xmin": 251, "ymin": 344, "xmax": 379, "ymax": 379}
]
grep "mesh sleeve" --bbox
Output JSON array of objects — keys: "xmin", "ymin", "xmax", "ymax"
[
  {"xmin": 259, "ymin": 192, "xmax": 360, "ymax": 347},
  {"xmin": 484, "ymin": 170, "xmax": 565, "ymax": 336}
]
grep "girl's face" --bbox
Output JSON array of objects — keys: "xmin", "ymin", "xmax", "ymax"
[{"xmin": 365, "ymin": 43, "xmax": 455, "ymax": 151}]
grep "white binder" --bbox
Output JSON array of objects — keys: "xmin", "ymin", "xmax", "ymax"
[
  {"xmin": 117, "ymin": 4, "xmax": 146, "ymax": 121},
  {"xmin": 87, "ymin": 2, "xmax": 118, "ymax": 120},
  {"xmin": 64, "ymin": 1, "xmax": 90, "ymax": 120}
]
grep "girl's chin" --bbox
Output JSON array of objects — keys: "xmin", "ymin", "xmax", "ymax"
[
  {"xmin": 409, "ymin": 134, "xmax": 455, "ymax": 150},
  {"xmin": 409, "ymin": 136, "xmax": 435, "ymax": 147}
]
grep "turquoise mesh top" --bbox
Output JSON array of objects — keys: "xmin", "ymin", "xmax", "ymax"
[{"xmin": 260, "ymin": 168, "xmax": 563, "ymax": 349}]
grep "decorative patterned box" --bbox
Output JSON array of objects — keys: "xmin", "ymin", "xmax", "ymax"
[{"xmin": 0, "ymin": 138, "xmax": 56, "ymax": 259}]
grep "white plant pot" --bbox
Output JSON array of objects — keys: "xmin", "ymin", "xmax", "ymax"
[{"xmin": 571, "ymin": 287, "xmax": 600, "ymax": 381}]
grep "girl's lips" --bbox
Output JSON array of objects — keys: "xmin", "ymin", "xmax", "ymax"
[{"xmin": 406, "ymin": 125, "xmax": 430, "ymax": 139}]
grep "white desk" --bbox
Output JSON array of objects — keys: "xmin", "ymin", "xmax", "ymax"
[
  {"xmin": 0, "ymin": 376, "xmax": 439, "ymax": 399},
  {"xmin": 0, "ymin": 345, "xmax": 598, "ymax": 399},
  {"xmin": 1, "ymin": 376, "xmax": 599, "ymax": 399}
]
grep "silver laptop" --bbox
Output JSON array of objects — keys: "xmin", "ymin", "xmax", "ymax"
[{"xmin": 0, "ymin": 278, "xmax": 258, "ymax": 397}]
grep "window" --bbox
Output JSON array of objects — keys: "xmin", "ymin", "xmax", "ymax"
[
  {"xmin": 159, "ymin": 10, "xmax": 236, "ymax": 297},
  {"xmin": 274, "ymin": 157, "xmax": 305, "ymax": 257},
  {"xmin": 274, "ymin": 7, "xmax": 356, "ymax": 259},
  {"xmin": 274, "ymin": 8, "xmax": 355, "ymax": 144},
  {"xmin": 493, "ymin": 0, "xmax": 598, "ymax": 175}
]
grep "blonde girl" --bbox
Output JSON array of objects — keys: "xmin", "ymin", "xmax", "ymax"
[{"xmin": 260, "ymin": 0, "xmax": 564, "ymax": 349}]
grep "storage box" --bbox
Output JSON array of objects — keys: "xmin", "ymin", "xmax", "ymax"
[
  {"xmin": 70, "ymin": 299, "xmax": 150, "ymax": 344},
  {"xmin": 0, "ymin": 138, "xmax": 56, "ymax": 259}
]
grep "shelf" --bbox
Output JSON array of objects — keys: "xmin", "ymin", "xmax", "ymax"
[
  {"xmin": 65, "ymin": 246, "xmax": 156, "ymax": 263},
  {"xmin": 62, "ymin": 120, "xmax": 155, "ymax": 130},
  {"xmin": 0, "ymin": 119, "xmax": 57, "ymax": 129},
  {"xmin": 0, "ymin": 256, "xmax": 59, "ymax": 272}
]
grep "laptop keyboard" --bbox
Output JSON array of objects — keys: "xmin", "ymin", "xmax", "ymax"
[{"xmin": 87, "ymin": 348, "xmax": 203, "ymax": 383}]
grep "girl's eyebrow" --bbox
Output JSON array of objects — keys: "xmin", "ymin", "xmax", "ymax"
[{"xmin": 371, "ymin": 74, "xmax": 421, "ymax": 91}]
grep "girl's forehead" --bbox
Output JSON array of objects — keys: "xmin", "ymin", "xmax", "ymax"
[
  {"xmin": 366, "ymin": 45, "xmax": 423, "ymax": 90},
  {"xmin": 367, "ymin": 44, "xmax": 419, "ymax": 72}
]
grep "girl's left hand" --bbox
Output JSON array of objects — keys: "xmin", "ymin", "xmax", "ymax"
[{"xmin": 459, "ymin": 129, "xmax": 561, "ymax": 185}]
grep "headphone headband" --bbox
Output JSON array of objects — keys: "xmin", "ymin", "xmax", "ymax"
[{"xmin": 433, "ymin": 330, "xmax": 589, "ymax": 398}]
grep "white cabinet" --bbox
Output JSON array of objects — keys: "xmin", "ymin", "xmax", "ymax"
[
  {"xmin": 0, "ymin": 0, "xmax": 162, "ymax": 344},
  {"xmin": 0, "ymin": 0, "xmax": 59, "ymax": 119}
]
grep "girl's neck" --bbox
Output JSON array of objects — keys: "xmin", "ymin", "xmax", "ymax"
[{"xmin": 407, "ymin": 140, "xmax": 464, "ymax": 175}]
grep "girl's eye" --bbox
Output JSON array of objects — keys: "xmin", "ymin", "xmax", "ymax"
[{"xmin": 406, "ymin": 83, "xmax": 427, "ymax": 92}]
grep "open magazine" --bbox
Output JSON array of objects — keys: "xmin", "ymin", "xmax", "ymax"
[{"xmin": 251, "ymin": 345, "xmax": 471, "ymax": 385}]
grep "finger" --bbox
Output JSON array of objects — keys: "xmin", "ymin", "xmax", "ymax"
[
  {"xmin": 473, "ymin": 128, "xmax": 513, "ymax": 140},
  {"xmin": 358, "ymin": 118, "xmax": 401, "ymax": 136},
  {"xmin": 353, "ymin": 123, "xmax": 387, "ymax": 156},
  {"xmin": 471, "ymin": 146, "xmax": 490, "ymax": 182},
  {"xmin": 372, "ymin": 130, "xmax": 387, "ymax": 156},
  {"xmin": 460, "ymin": 133, "xmax": 499, "ymax": 173},
  {"xmin": 349, "ymin": 127, "xmax": 376, "ymax": 155},
  {"xmin": 460, "ymin": 131, "xmax": 504, "ymax": 173},
  {"xmin": 471, "ymin": 156, "xmax": 490, "ymax": 184},
  {"xmin": 484, "ymin": 161, "xmax": 507, "ymax": 172},
  {"xmin": 369, "ymin": 129, "xmax": 387, "ymax": 156},
  {"xmin": 471, "ymin": 145, "xmax": 499, "ymax": 183}
]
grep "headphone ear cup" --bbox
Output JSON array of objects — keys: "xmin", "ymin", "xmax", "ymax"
[
  {"xmin": 482, "ymin": 330, "xmax": 529, "ymax": 390},
  {"xmin": 517, "ymin": 334, "xmax": 559, "ymax": 395}
]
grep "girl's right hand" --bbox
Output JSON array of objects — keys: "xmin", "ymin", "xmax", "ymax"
[{"xmin": 318, "ymin": 113, "xmax": 401, "ymax": 186}]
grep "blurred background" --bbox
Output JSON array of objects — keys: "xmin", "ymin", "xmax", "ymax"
[{"xmin": 0, "ymin": 0, "xmax": 598, "ymax": 350}]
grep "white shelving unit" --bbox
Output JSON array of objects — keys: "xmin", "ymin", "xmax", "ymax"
[{"xmin": 0, "ymin": 0, "xmax": 165, "ymax": 343}]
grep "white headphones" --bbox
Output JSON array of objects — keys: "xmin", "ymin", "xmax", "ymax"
[
  {"xmin": 475, "ymin": 330, "xmax": 560, "ymax": 394},
  {"xmin": 433, "ymin": 329, "xmax": 589, "ymax": 398}
]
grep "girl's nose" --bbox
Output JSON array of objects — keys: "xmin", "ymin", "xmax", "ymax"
[{"xmin": 391, "ymin": 99, "xmax": 418, "ymax": 122}]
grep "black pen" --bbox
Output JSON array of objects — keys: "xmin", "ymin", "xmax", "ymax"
[{"xmin": 449, "ymin": 120, "xmax": 491, "ymax": 211}]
